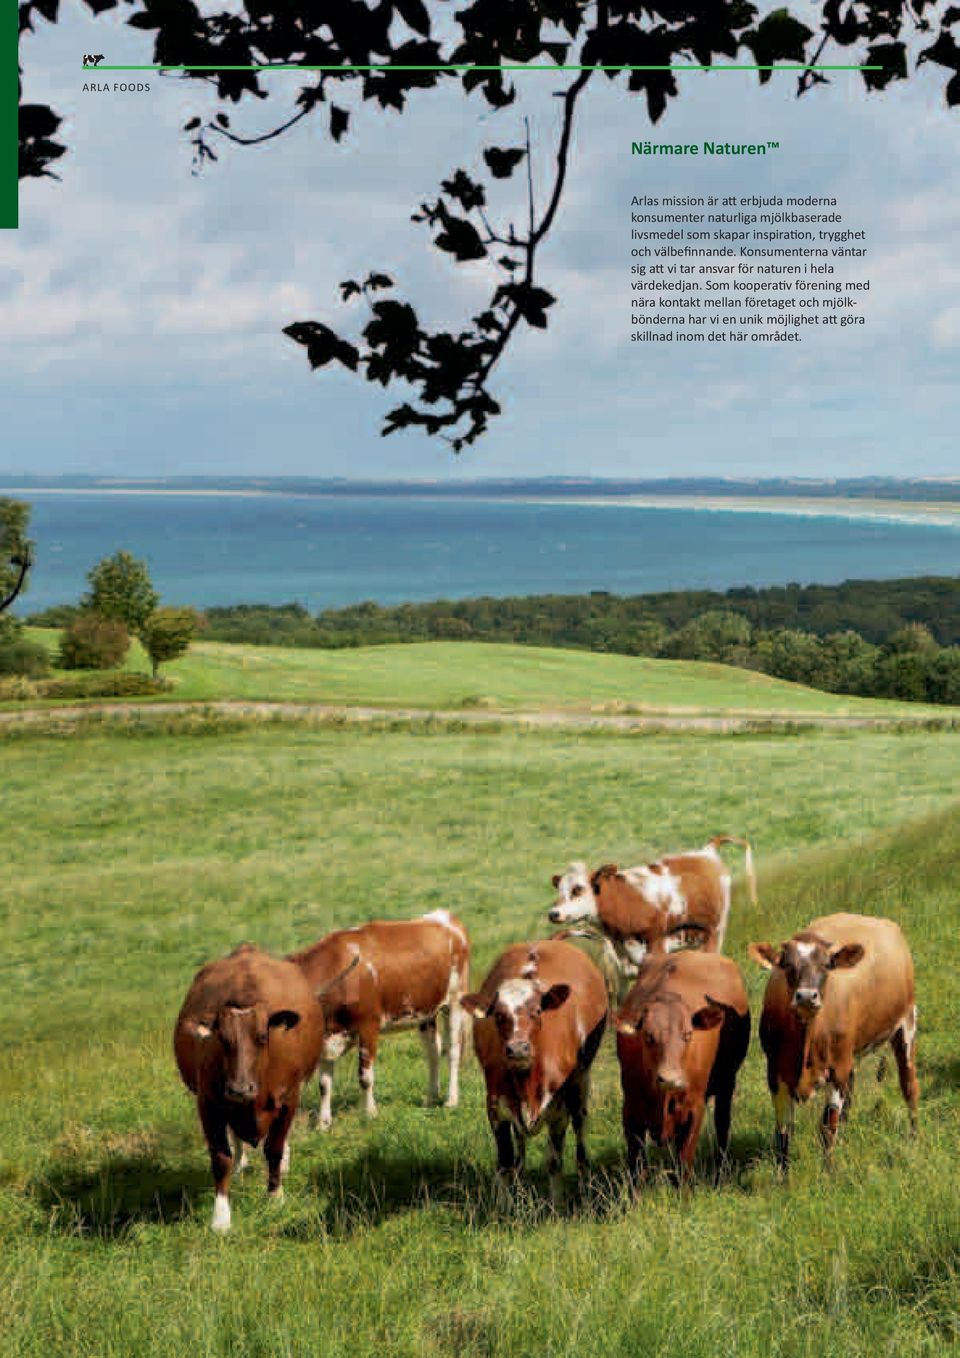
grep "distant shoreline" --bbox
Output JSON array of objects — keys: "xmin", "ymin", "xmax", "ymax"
[{"xmin": 3, "ymin": 485, "xmax": 959, "ymax": 529}]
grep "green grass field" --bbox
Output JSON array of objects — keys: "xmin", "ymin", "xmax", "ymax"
[
  {"xmin": 3, "ymin": 716, "xmax": 959, "ymax": 1357},
  {"xmin": 20, "ymin": 629, "xmax": 958, "ymax": 718}
]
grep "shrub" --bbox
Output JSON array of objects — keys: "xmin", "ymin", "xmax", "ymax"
[
  {"xmin": 58, "ymin": 614, "xmax": 131, "ymax": 671},
  {"xmin": 34, "ymin": 673, "xmax": 172, "ymax": 700},
  {"xmin": 0, "ymin": 636, "xmax": 50, "ymax": 677}
]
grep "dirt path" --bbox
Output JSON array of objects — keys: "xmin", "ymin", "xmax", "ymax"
[{"xmin": 0, "ymin": 699, "xmax": 953, "ymax": 733}]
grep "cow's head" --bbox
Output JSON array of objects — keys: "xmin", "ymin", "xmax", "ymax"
[
  {"xmin": 187, "ymin": 1002, "xmax": 302, "ymax": 1103},
  {"xmin": 615, "ymin": 992, "xmax": 724, "ymax": 1092},
  {"xmin": 461, "ymin": 977, "xmax": 571, "ymax": 1070},
  {"xmin": 749, "ymin": 932, "xmax": 864, "ymax": 1018},
  {"xmin": 548, "ymin": 861, "xmax": 604, "ymax": 925}
]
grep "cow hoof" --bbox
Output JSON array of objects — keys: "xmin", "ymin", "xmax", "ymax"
[
  {"xmin": 443, "ymin": 1096, "xmax": 459, "ymax": 1110},
  {"xmin": 365, "ymin": 1106, "xmax": 380, "ymax": 1120},
  {"xmin": 268, "ymin": 1186, "xmax": 285, "ymax": 1203},
  {"xmin": 210, "ymin": 1196, "xmax": 232, "ymax": 1234}
]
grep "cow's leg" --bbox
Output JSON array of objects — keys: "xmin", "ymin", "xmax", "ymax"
[
  {"xmin": 230, "ymin": 1129, "xmax": 249, "ymax": 1173},
  {"xmin": 199, "ymin": 1101, "xmax": 234, "ymax": 1234},
  {"xmin": 546, "ymin": 1113, "xmax": 569, "ymax": 1209},
  {"xmin": 264, "ymin": 1103, "xmax": 295, "ymax": 1201},
  {"xmin": 676, "ymin": 1105, "xmax": 706, "ymax": 1184},
  {"xmin": 357, "ymin": 1022, "xmax": 380, "ymax": 1118},
  {"xmin": 820, "ymin": 1082, "xmax": 846, "ymax": 1163},
  {"xmin": 713, "ymin": 1083, "xmax": 734, "ymax": 1180},
  {"xmin": 773, "ymin": 1080, "xmax": 795, "ymax": 1177},
  {"xmin": 714, "ymin": 875, "xmax": 732, "ymax": 952},
  {"xmin": 562, "ymin": 1070, "xmax": 591, "ymax": 1179},
  {"xmin": 444, "ymin": 996, "xmax": 465, "ymax": 1108},
  {"xmin": 891, "ymin": 1006, "xmax": 919, "ymax": 1134},
  {"xmin": 840, "ymin": 1067, "xmax": 856, "ymax": 1123},
  {"xmin": 624, "ymin": 1120, "xmax": 648, "ymax": 1189},
  {"xmin": 419, "ymin": 1017, "xmax": 442, "ymax": 1106},
  {"xmin": 317, "ymin": 1058, "xmax": 336, "ymax": 1131}
]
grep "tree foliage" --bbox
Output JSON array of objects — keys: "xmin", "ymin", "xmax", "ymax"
[
  {"xmin": 0, "ymin": 498, "xmax": 33, "ymax": 619},
  {"xmin": 18, "ymin": 1, "xmax": 960, "ymax": 447},
  {"xmin": 83, "ymin": 550, "xmax": 159, "ymax": 636},
  {"xmin": 58, "ymin": 613, "xmax": 132, "ymax": 670},
  {"xmin": 141, "ymin": 605, "xmax": 199, "ymax": 675}
]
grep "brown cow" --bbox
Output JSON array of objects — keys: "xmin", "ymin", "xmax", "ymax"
[
  {"xmin": 174, "ymin": 942, "xmax": 339, "ymax": 1233},
  {"xmin": 614, "ymin": 951, "xmax": 750, "ymax": 1184},
  {"xmin": 290, "ymin": 909, "xmax": 470, "ymax": 1128},
  {"xmin": 749, "ymin": 912, "xmax": 919, "ymax": 1172},
  {"xmin": 549, "ymin": 836, "xmax": 757, "ymax": 988},
  {"xmin": 461, "ymin": 939, "xmax": 608, "ymax": 1203}
]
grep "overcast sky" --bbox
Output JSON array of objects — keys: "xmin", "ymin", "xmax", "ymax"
[{"xmin": 8, "ymin": 4, "xmax": 959, "ymax": 481}]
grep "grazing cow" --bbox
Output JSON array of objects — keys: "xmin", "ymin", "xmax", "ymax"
[
  {"xmin": 290, "ymin": 910, "xmax": 470, "ymax": 1128},
  {"xmin": 549, "ymin": 836, "xmax": 757, "ymax": 987},
  {"xmin": 174, "ymin": 943, "xmax": 336, "ymax": 1233},
  {"xmin": 614, "ymin": 951, "xmax": 750, "ymax": 1184},
  {"xmin": 461, "ymin": 939, "xmax": 608, "ymax": 1203},
  {"xmin": 749, "ymin": 912, "xmax": 919, "ymax": 1171}
]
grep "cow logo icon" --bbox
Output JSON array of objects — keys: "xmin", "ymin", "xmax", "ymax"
[{"xmin": 82, "ymin": 54, "xmax": 105, "ymax": 68}]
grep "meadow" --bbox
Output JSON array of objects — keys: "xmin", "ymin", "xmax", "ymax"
[
  {"xmin": 17, "ymin": 630, "xmax": 958, "ymax": 718},
  {"xmin": 2, "ymin": 706, "xmax": 959, "ymax": 1357}
]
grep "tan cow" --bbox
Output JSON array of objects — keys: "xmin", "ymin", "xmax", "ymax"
[
  {"xmin": 174, "ymin": 943, "xmax": 331, "ymax": 1233},
  {"xmin": 614, "ymin": 951, "xmax": 750, "ymax": 1184},
  {"xmin": 549, "ymin": 836, "xmax": 757, "ymax": 988},
  {"xmin": 749, "ymin": 912, "xmax": 919, "ymax": 1172},
  {"xmin": 461, "ymin": 939, "xmax": 608, "ymax": 1204},
  {"xmin": 290, "ymin": 909, "xmax": 470, "ymax": 1128}
]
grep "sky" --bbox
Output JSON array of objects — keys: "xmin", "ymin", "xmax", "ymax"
[{"xmin": 7, "ymin": 4, "xmax": 960, "ymax": 482}]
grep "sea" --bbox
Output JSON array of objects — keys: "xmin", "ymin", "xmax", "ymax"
[{"xmin": 10, "ymin": 492, "xmax": 960, "ymax": 615}]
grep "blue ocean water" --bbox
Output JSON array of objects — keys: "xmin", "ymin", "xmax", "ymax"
[{"xmin": 12, "ymin": 493, "xmax": 960, "ymax": 614}]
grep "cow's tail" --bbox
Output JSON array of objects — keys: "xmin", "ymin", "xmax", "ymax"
[{"xmin": 708, "ymin": 835, "xmax": 758, "ymax": 907}]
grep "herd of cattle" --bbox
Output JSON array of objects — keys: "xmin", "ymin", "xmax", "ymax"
[{"xmin": 173, "ymin": 836, "xmax": 919, "ymax": 1233}]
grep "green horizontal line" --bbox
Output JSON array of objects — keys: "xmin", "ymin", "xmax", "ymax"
[{"xmin": 85, "ymin": 63, "xmax": 880, "ymax": 72}]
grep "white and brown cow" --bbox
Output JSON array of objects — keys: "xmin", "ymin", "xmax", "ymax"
[
  {"xmin": 549, "ymin": 835, "xmax": 756, "ymax": 988},
  {"xmin": 462, "ymin": 939, "xmax": 608, "ymax": 1204},
  {"xmin": 749, "ymin": 912, "xmax": 919, "ymax": 1172},
  {"xmin": 290, "ymin": 910, "xmax": 470, "ymax": 1128}
]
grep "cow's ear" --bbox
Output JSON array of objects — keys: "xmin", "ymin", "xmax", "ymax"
[
  {"xmin": 268, "ymin": 1009, "xmax": 301, "ymax": 1031},
  {"xmin": 613, "ymin": 1014, "xmax": 637, "ymax": 1036},
  {"xmin": 692, "ymin": 1004, "xmax": 724, "ymax": 1031},
  {"xmin": 460, "ymin": 992, "xmax": 490, "ymax": 1018},
  {"xmin": 748, "ymin": 942, "xmax": 780, "ymax": 970},
  {"xmin": 551, "ymin": 874, "xmax": 561, "ymax": 890},
  {"xmin": 828, "ymin": 943, "xmax": 864, "ymax": 971},
  {"xmin": 540, "ymin": 983, "xmax": 571, "ymax": 1012}
]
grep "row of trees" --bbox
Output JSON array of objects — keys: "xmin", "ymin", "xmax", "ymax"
[{"xmin": 184, "ymin": 583, "xmax": 960, "ymax": 706}]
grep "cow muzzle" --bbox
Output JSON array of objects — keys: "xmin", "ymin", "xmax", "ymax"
[
  {"xmin": 656, "ymin": 1072, "xmax": 687, "ymax": 1093},
  {"xmin": 224, "ymin": 1079, "xmax": 257, "ymax": 1103},
  {"xmin": 505, "ymin": 1040, "xmax": 533, "ymax": 1068},
  {"xmin": 792, "ymin": 990, "xmax": 822, "ymax": 1014}
]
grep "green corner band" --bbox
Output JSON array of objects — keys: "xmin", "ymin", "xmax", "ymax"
[{"xmin": 3, "ymin": 0, "xmax": 15, "ymax": 227}]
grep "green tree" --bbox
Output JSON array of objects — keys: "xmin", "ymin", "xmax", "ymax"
[
  {"xmin": 19, "ymin": 2, "xmax": 960, "ymax": 449},
  {"xmin": 142, "ymin": 607, "xmax": 199, "ymax": 677},
  {"xmin": 926, "ymin": 648, "xmax": 960, "ymax": 705},
  {"xmin": 84, "ymin": 552, "xmax": 159, "ymax": 637},
  {"xmin": 663, "ymin": 611, "xmax": 754, "ymax": 664},
  {"xmin": 0, "ymin": 498, "xmax": 33, "ymax": 621}
]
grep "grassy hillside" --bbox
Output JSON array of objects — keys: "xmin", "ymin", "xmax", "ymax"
[
  {"xmin": 20, "ymin": 630, "xmax": 957, "ymax": 718},
  {"xmin": 2, "ymin": 721, "xmax": 959, "ymax": 1356}
]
